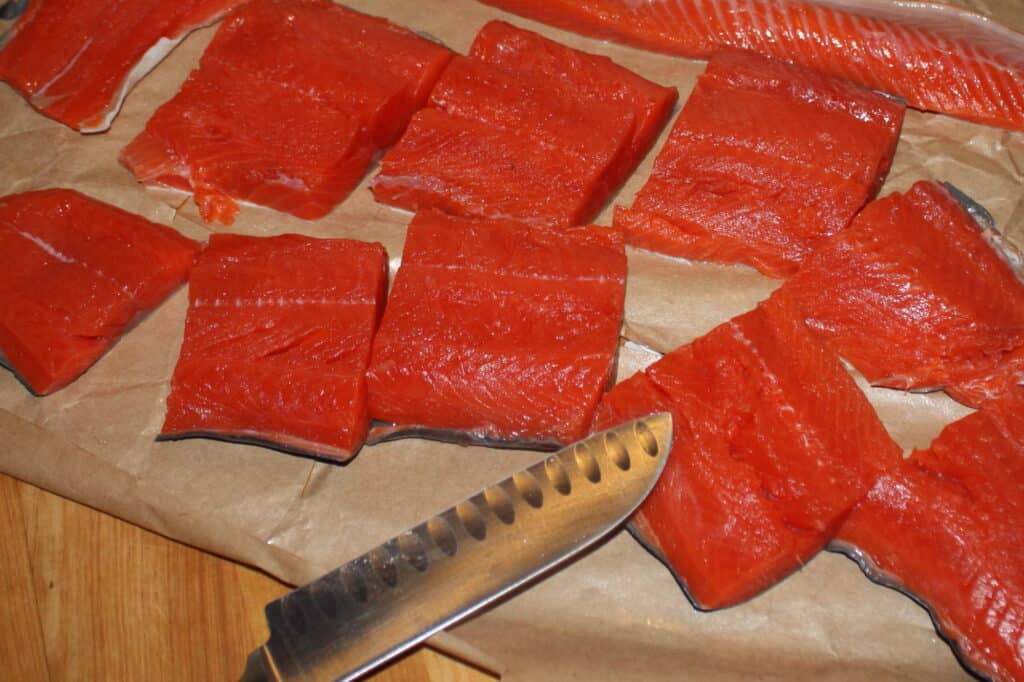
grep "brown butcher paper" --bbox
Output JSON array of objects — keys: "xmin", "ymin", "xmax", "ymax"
[{"xmin": 0, "ymin": 1, "xmax": 1022, "ymax": 679}]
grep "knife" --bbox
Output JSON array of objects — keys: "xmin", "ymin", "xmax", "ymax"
[{"xmin": 239, "ymin": 412, "xmax": 672, "ymax": 682}]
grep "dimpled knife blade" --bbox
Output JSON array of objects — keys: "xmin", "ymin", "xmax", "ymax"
[{"xmin": 239, "ymin": 413, "xmax": 672, "ymax": 682}]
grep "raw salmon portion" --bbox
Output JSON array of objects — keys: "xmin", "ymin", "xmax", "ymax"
[
  {"xmin": 836, "ymin": 386, "xmax": 1024, "ymax": 682},
  {"xmin": 366, "ymin": 211, "xmax": 626, "ymax": 446},
  {"xmin": 592, "ymin": 291, "xmax": 901, "ymax": 609},
  {"xmin": 615, "ymin": 51, "xmax": 904, "ymax": 277},
  {"xmin": 120, "ymin": 0, "xmax": 452, "ymax": 225},
  {"xmin": 0, "ymin": 0, "xmax": 242, "ymax": 132},
  {"xmin": 372, "ymin": 77, "xmax": 632, "ymax": 226},
  {"xmin": 161, "ymin": 234, "xmax": 388, "ymax": 461},
  {"xmin": 374, "ymin": 23, "xmax": 674, "ymax": 226},
  {"xmin": 781, "ymin": 180, "xmax": 1024, "ymax": 407},
  {"xmin": 468, "ymin": 21, "xmax": 678, "ymax": 191},
  {"xmin": 0, "ymin": 188, "xmax": 199, "ymax": 395},
  {"xmin": 478, "ymin": 0, "xmax": 1024, "ymax": 131}
]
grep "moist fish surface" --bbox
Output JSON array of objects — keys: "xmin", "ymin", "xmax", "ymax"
[
  {"xmin": 0, "ymin": 188, "xmax": 199, "ymax": 395},
  {"xmin": 120, "ymin": 0, "xmax": 452, "ymax": 225},
  {"xmin": 468, "ymin": 21, "xmax": 678, "ymax": 197},
  {"xmin": 373, "ymin": 21, "xmax": 676, "ymax": 226},
  {"xmin": 161, "ymin": 233, "xmax": 388, "ymax": 461},
  {"xmin": 477, "ymin": 0, "xmax": 1024, "ymax": 131},
  {"xmin": 834, "ymin": 386, "xmax": 1024, "ymax": 682},
  {"xmin": 592, "ymin": 291, "xmax": 902, "ymax": 610},
  {"xmin": 615, "ymin": 50, "xmax": 904, "ymax": 278},
  {"xmin": 366, "ymin": 210, "xmax": 626, "ymax": 446},
  {"xmin": 0, "ymin": 0, "xmax": 243, "ymax": 132},
  {"xmin": 780, "ymin": 180, "xmax": 1024, "ymax": 407}
]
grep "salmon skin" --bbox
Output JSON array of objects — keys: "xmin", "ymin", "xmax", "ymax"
[
  {"xmin": 160, "ymin": 233, "xmax": 388, "ymax": 462},
  {"xmin": 373, "ymin": 21, "xmax": 676, "ymax": 227},
  {"xmin": 478, "ymin": 0, "xmax": 1024, "ymax": 131},
  {"xmin": 834, "ymin": 386, "xmax": 1024, "ymax": 682},
  {"xmin": 592, "ymin": 291, "xmax": 901, "ymax": 610},
  {"xmin": 0, "ymin": 188, "xmax": 200, "ymax": 395},
  {"xmin": 120, "ymin": 0, "xmax": 452, "ymax": 225},
  {"xmin": 615, "ymin": 50, "xmax": 904, "ymax": 277},
  {"xmin": 0, "ymin": 0, "xmax": 243, "ymax": 132},
  {"xmin": 366, "ymin": 211, "xmax": 626, "ymax": 447},
  {"xmin": 780, "ymin": 180, "xmax": 1024, "ymax": 407}
]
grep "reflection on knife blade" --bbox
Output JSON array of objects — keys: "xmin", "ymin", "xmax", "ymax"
[{"xmin": 240, "ymin": 413, "xmax": 672, "ymax": 682}]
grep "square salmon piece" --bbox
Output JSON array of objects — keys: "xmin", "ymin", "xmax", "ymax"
[
  {"xmin": 161, "ymin": 233, "xmax": 388, "ymax": 460},
  {"xmin": 366, "ymin": 211, "xmax": 626, "ymax": 446},
  {"xmin": 779, "ymin": 180, "xmax": 1024, "ymax": 407},
  {"xmin": 120, "ymin": 0, "xmax": 452, "ymax": 225},
  {"xmin": 0, "ymin": 189, "xmax": 199, "ymax": 395},
  {"xmin": 468, "ymin": 21, "xmax": 677, "ymax": 195},
  {"xmin": 615, "ymin": 51, "xmax": 904, "ymax": 277},
  {"xmin": 593, "ymin": 291, "xmax": 901, "ymax": 609},
  {"xmin": 836, "ymin": 387, "xmax": 1024, "ymax": 682},
  {"xmin": 373, "ymin": 22, "xmax": 675, "ymax": 226}
]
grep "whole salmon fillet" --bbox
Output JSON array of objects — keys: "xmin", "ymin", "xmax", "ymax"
[{"xmin": 478, "ymin": 0, "xmax": 1024, "ymax": 130}]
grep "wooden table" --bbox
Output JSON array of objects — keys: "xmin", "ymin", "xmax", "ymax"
[{"xmin": 0, "ymin": 473, "xmax": 498, "ymax": 682}]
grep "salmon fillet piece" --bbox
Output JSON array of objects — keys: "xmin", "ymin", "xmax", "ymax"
[
  {"xmin": 781, "ymin": 180, "xmax": 1024, "ymax": 407},
  {"xmin": 0, "ymin": 188, "xmax": 199, "ymax": 395},
  {"xmin": 592, "ymin": 291, "xmax": 901, "ymax": 609},
  {"xmin": 0, "ymin": 0, "xmax": 242, "ymax": 132},
  {"xmin": 835, "ymin": 386, "xmax": 1024, "ymax": 682},
  {"xmin": 477, "ymin": 0, "xmax": 1024, "ymax": 131},
  {"xmin": 367, "ymin": 211, "xmax": 626, "ymax": 446},
  {"xmin": 161, "ymin": 234, "xmax": 388, "ymax": 461},
  {"xmin": 468, "ymin": 21, "xmax": 677, "ymax": 194},
  {"xmin": 120, "ymin": 0, "xmax": 452, "ymax": 225},
  {"xmin": 615, "ymin": 51, "xmax": 904, "ymax": 277},
  {"xmin": 373, "ymin": 22, "xmax": 675, "ymax": 226}
]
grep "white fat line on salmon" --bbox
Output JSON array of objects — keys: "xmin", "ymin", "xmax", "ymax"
[
  {"xmin": 17, "ymin": 230, "xmax": 74, "ymax": 263},
  {"xmin": 30, "ymin": 36, "xmax": 94, "ymax": 109},
  {"xmin": 268, "ymin": 171, "xmax": 308, "ymax": 191},
  {"xmin": 85, "ymin": 36, "xmax": 184, "ymax": 133},
  {"xmin": 15, "ymin": 229, "xmax": 136, "ymax": 297},
  {"xmin": 193, "ymin": 296, "xmax": 377, "ymax": 308}
]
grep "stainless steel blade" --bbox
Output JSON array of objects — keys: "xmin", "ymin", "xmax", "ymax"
[{"xmin": 239, "ymin": 413, "xmax": 672, "ymax": 682}]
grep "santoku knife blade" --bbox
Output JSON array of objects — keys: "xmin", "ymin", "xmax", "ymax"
[{"xmin": 240, "ymin": 412, "xmax": 672, "ymax": 682}]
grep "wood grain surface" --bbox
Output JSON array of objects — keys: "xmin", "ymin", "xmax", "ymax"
[{"xmin": 0, "ymin": 473, "xmax": 498, "ymax": 682}]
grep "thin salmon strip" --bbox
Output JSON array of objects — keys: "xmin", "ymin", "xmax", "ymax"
[
  {"xmin": 835, "ymin": 386, "xmax": 1024, "ymax": 682},
  {"xmin": 120, "ymin": 0, "xmax": 452, "ymax": 225},
  {"xmin": 0, "ymin": 0, "xmax": 243, "ymax": 132},
  {"xmin": 781, "ymin": 180, "xmax": 1024, "ymax": 407},
  {"xmin": 592, "ymin": 291, "xmax": 901, "ymax": 610},
  {"xmin": 0, "ymin": 189, "xmax": 200, "ymax": 395},
  {"xmin": 373, "ymin": 22, "xmax": 675, "ymax": 226},
  {"xmin": 161, "ymin": 234, "xmax": 388, "ymax": 461},
  {"xmin": 478, "ymin": 0, "xmax": 1024, "ymax": 131},
  {"xmin": 616, "ymin": 51, "xmax": 904, "ymax": 277},
  {"xmin": 366, "ymin": 211, "xmax": 626, "ymax": 447}
]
